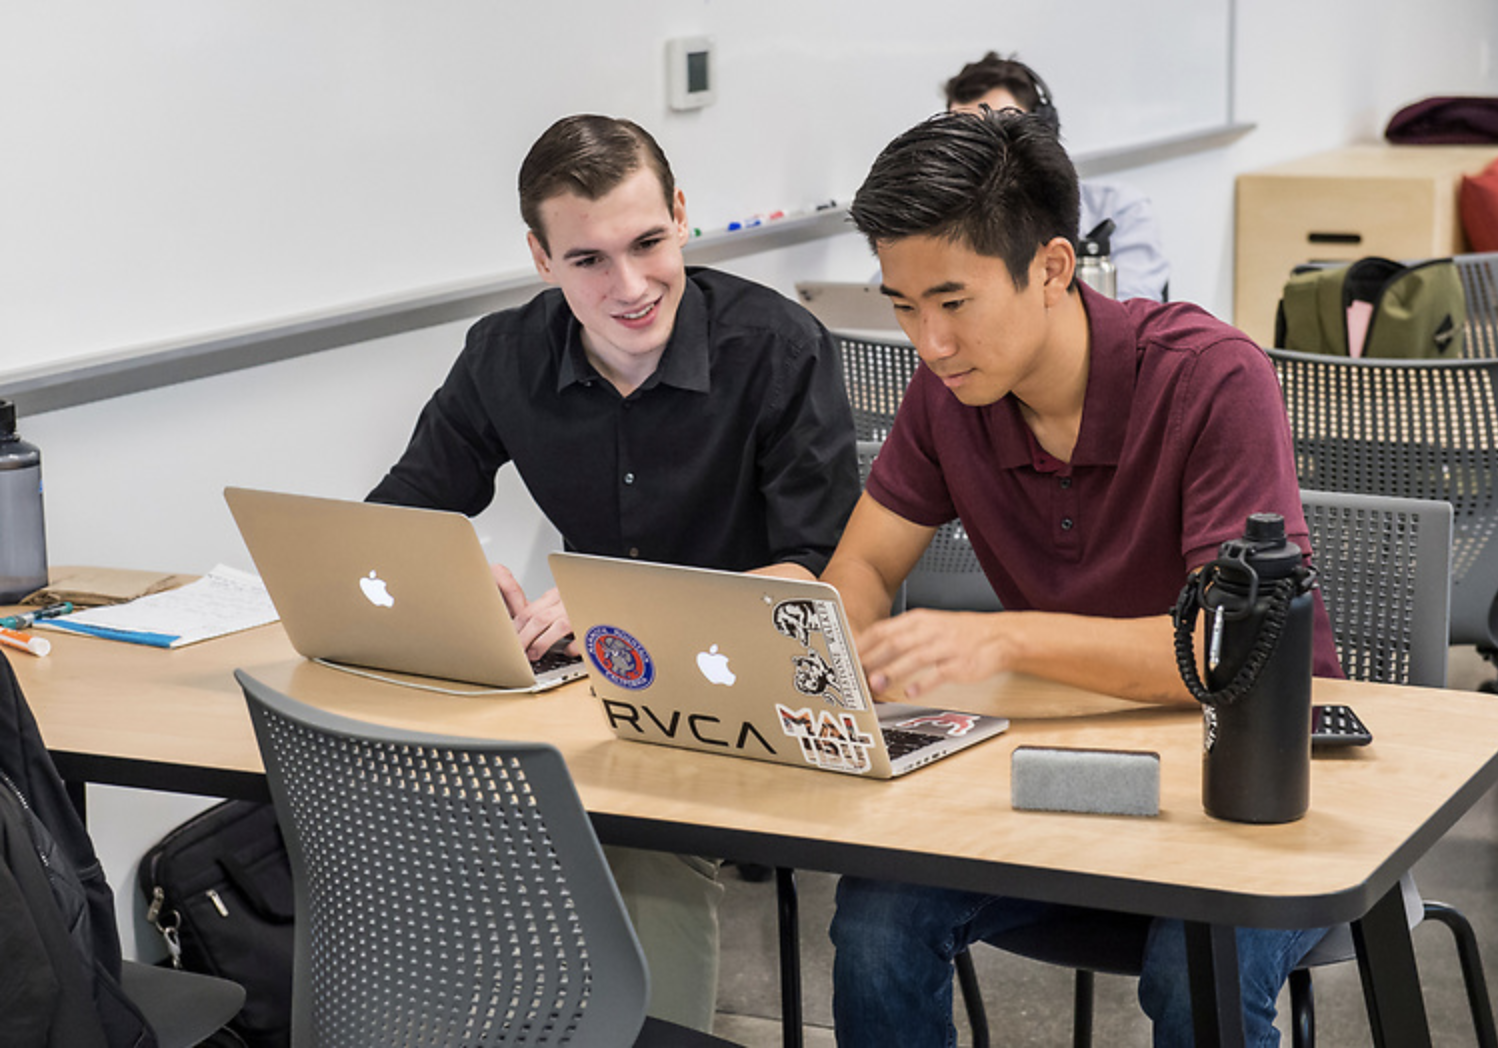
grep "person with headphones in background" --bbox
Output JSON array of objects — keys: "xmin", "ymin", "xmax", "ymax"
[{"xmin": 945, "ymin": 51, "xmax": 1172, "ymax": 302}]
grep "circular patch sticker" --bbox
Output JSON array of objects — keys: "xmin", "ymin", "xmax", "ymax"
[{"xmin": 584, "ymin": 625, "xmax": 655, "ymax": 690}]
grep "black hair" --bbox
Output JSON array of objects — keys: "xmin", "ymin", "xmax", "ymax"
[
  {"xmin": 943, "ymin": 51, "xmax": 1060, "ymax": 132},
  {"xmin": 518, "ymin": 115, "xmax": 676, "ymax": 255},
  {"xmin": 849, "ymin": 109, "xmax": 1079, "ymax": 289}
]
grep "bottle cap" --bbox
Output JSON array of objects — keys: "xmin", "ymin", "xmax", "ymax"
[
  {"xmin": 1244, "ymin": 513, "xmax": 1286, "ymax": 543},
  {"xmin": 0, "ymin": 400, "xmax": 15, "ymax": 438},
  {"xmin": 1080, "ymin": 218, "xmax": 1115, "ymax": 256}
]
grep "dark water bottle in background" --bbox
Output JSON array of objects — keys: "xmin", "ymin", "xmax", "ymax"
[
  {"xmin": 1174, "ymin": 513, "xmax": 1316, "ymax": 824},
  {"xmin": 0, "ymin": 400, "xmax": 48, "ymax": 603}
]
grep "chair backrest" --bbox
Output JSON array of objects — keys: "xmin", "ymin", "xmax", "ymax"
[
  {"xmin": 855, "ymin": 440, "xmax": 1002, "ymax": 613},
  {"xmin": 1455, "ymin": 251, "xmax": 1498, "ymax": 359},
  {"xmin": 1268, "ymin": 349, "xmax": 1498, "ymax": 650},
  {"xmin": 236, "ymin": 670, "xmax": 650, "ymax": 1048},
  {"xmin": 837, "ymin": 334, "xmax": 918, "ymax": 441},
  {"xmin": 1300, "ymin": 490, "xmax": 1453, "ymax": 688}
]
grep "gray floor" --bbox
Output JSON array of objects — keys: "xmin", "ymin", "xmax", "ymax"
[{"xmin": 710, "ymin": 645, "xmax": 1498, "ymax": 1047}]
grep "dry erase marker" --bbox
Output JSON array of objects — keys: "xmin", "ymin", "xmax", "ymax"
[
  {"xmin": 0, "ymin": 601, "xmax": 73, "ymax": 630},
  {"xmin": 0, "ymin": 626, "xmax": 50, "ymax": 657}
]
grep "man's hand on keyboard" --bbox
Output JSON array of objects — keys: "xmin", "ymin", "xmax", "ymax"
[{"xmin": 490, "ymin": 563, "xmax": 578, "ymax": 661}]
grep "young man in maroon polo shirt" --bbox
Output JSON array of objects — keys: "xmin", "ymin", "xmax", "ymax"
[{"xmin": 821, "ymin": 110, "xmax": 1342, "ymax": 1047}]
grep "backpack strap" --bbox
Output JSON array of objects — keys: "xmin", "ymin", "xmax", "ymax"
[{"xmin": 1277, "ymin": 264, "xmax": 1349, "ymax": 354}]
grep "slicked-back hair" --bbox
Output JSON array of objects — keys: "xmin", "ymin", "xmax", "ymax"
[
  {"xmin": 850, "ymin": 110, "xmax": 1079, "ymax": 290},
  {"xmin": 518, "ymin": 115, "xmax": 676, "ymax": 255}
]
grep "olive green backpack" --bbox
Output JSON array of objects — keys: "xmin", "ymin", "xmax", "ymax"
[{"xmin": 1274, "ymin": 256, "xmax": 1465, "ymax": 358}]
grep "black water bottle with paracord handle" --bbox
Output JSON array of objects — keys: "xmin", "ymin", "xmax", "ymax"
[{"xmin": 1173, "ymin": 513, "xmax": 1316, "ymax": 824}]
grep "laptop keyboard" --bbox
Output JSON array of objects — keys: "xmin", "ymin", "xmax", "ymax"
[
  {"xmin": 882, "ymin": 727, "xmax": 943, "ymax": 760},
  {"xmin": 531, "ymin": 646, "xmax": 584, "ymax": 675}
]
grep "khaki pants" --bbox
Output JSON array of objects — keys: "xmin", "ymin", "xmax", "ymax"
[{"xmin": 603, "ymin": 846, "xmax": 724, "ymax": 1033}]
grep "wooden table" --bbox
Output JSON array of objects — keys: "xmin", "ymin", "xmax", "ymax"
[{"xmin": 13, "ymin": 622, "xmax": 1498, "ymax": 1047}]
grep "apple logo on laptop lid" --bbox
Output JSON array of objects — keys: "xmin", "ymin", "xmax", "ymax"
[
  {"xmin": 696, "ymin": 644, "xmax": 736, "ymax": 686},
  {"xmin": 359, "ymin": 570, "xmax": 395, "ymax": 608}
]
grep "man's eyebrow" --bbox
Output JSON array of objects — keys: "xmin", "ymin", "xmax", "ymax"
[
  {"xmin": 879, "ymin": 280, "xmax": 966, "ymax": 299},
  {"xmin": 560, "ymin": 224, "xmax": 672, "ymax": 263}
]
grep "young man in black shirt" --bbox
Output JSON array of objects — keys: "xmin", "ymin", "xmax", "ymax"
[{"xmin": 370, "ymin": 114, "xmax": 859, "ymax": 1032}]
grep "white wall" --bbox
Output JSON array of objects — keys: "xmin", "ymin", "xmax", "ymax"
[{"xmin": 10, "ymin": 0, "xmax": 1498, "ymax": 957}]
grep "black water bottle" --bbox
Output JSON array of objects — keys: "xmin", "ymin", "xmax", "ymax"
[
  {"xmin": 0, "ymin": 400, "xmax": 48, "ymax": 603},
  {"xmin": 1174, "ymin": 513, "xmax": 1315, "ymax": 824}
]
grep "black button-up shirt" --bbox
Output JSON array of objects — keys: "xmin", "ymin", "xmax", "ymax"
[{"xmin": 369, "ymin": 267, "xmax": 859, "ymax": 575}]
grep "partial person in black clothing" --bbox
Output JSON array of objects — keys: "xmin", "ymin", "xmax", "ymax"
[{"xmin": 369, "ymin": 114, "xmax": 859, "ymax": 1034}]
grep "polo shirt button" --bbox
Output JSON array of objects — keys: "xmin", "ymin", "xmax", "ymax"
[
  {"xmin": 624, "ymin": 472, "xmax": 635, "ymax": 485},
  {"xmin": 1059, "ymin": 477, "xmax": 1072, "ymax": 489},
  {"xmin": 1061, "ymin": 518, "xmax": 1075, "ymax": 531},
  {"xmin": 628, "ymin": 547, "xmax": 641, "ymax": 558}
]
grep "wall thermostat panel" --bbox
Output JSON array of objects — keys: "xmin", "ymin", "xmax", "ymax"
[{"xmin": 667, "ymin": 36, "xmax": 715, "ymax": 110}]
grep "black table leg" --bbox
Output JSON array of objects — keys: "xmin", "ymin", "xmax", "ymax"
[
  {"xmin": 775, "ymin": 867, "xmax": 803, "ymax": 1048},
  {"xmin": 1185, "ymin": 920, "xmax": 1246, "ymax": 1048},
  {"xmin": 1353, "ymin": 881, "xmax": 1432, "ymax": 1048}
]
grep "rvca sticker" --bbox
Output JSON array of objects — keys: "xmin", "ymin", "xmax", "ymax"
[{"xmin": 584, "ymin": 625, "xmax": 655, "ymax": 690}]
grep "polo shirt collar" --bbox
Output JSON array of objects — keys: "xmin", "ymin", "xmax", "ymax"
[
  {"xmin": 554, "ymin": 277, "xmax": 712, "ymax": 395},
  {"xmin": 989, "ymin": 282, "xmax": 1134, "ymax": 470}
]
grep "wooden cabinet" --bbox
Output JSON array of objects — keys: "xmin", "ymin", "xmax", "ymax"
[{"xmin": 1234, "ymin": 144, "xmax": 1498, "ymax": 346}]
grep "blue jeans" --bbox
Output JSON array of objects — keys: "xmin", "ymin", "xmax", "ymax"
[{"xmin": 829, "ymin": 877, "xmax": 1330, "ymax": 1048}]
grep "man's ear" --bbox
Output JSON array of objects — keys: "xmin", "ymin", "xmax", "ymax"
[
  {"xmin": 673, "ymin": 187, "xmax": 690, "ymax": 244},
  {"xmin": 1039, "ymin": 237, "xmax": 1077, "ymax": 305},
  {"xmin": 527, "ymin": 230, "xmax": 555, "ymax": 283}
]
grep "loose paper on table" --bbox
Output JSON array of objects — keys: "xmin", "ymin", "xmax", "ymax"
[{"xmin": 38, "ymin": 565, "xmax": 279, "ymax": 648}]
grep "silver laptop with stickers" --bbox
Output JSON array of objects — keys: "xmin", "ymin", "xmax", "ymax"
[{"xmin": 549, "ymin": 552, "xmax": 1008, "ymax": 778}]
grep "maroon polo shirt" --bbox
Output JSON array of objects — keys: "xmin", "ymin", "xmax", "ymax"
[{"xmin": 866, "ymin": 283, "xmax": 1343, "ymax": 678}]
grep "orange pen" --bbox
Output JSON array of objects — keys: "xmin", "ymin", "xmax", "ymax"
[{"xmin": 0, "ymin": 625, "xmax": 50, "ymax": 657}]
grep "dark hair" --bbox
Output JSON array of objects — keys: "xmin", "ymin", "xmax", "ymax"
[
  {"xmin": 518, "ymin": 115, "xmax": 676, "ymax": 254},
  {"xmin": 943, "ymin": 51, "xmax": 1060, "ymax": 132},
  {"xmin": 850, "ymin": 110, "xmax": 1080, "ymax": 289}
]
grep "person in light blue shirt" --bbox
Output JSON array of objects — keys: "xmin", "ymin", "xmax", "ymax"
[{"xmin": 945, "ymin": 51, "xmax": 1171, "ymax": 302}]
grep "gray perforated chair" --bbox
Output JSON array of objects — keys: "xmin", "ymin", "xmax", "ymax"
[
  {"xmin": 1267, "ymin": 349, "xmax": 1498, "ymax": 692},
  {"xmin": 957, "ymin": 491, "xmax": 1496, "ymax": 1048},
  {"xmin": 838, "ymin": 332, "xmax": 919, "ymax": 443},
  {"xmin": 1456, "ymin": 251, "xmax": 1498, "ymax": 360},
  {"xmin": 236, "ymin": 669, "xmax": 737, "ymax": 1048},
  {"xmin": 843, "ymin": 344, "xmax": 1001, "ymax": 614}
]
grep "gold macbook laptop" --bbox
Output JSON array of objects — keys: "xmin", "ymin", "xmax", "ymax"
[
  {"xmin": 549, "ymin": 552, "xmax": 1008, "ymax": 778},
  {"xmin": 794, "ymin": 280, "xmax": 905, "ymax": 334},
  {"xmin": 224, "ymin": 488, "xmax": 584, "ymax": 691}
]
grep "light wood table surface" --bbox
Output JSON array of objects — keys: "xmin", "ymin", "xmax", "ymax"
[{"xmin": 12, "ymin": 620, "xmax": 1498, "ymax": 1047}]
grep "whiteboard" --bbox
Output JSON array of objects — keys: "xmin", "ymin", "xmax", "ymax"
[{"xmin": 2, "ymin": 1, "xmax": 1231, "ymax": 379}]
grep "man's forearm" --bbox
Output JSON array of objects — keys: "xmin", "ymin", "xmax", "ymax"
[
  {"xmin": 820, "ymin": 557, "xmax": 901, "ymax": 634},
  {"xmin": 993, "ymin": 610, "xmax": 1197, "ymax": 706}
]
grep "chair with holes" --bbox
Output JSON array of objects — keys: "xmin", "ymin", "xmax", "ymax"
[
  {"xmin": 1456, "ymin": 251, "xmax": 1498, "ymax": 360},
  {"xmin": 837, "ymin": 332, "xmax": 920, "ymax": 443},
  {"xmin": 956, "ymin": 490, "xmax": 1496, "ymax": 1048},
  {"xmin": 842, "ymin": 341, "xmax": 1001, "ymax": 614},
  {"xmin": 235, "ymin": 669, "xmax": 738, "ymax": 1048},
  {"xmin": 1266, "ymin": 349, "xmax": 1498, "ymax": 692}
]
